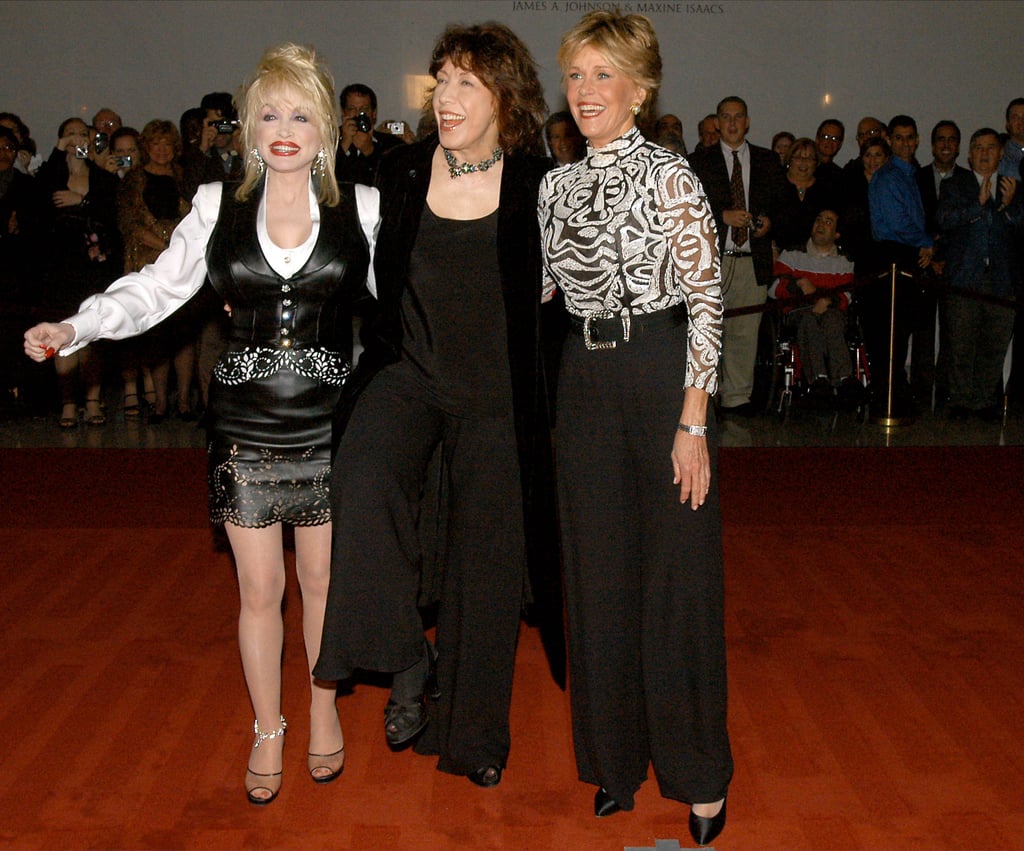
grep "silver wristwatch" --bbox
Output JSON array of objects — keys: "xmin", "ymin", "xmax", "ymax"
[{"xmin": 677, "ymin": 423, "xmax": 707, "ymax": 437}]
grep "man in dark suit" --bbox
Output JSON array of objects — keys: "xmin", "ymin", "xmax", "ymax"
[
  {"xmin": 688, "ymin": 96, "xmax": 790, "ymax": 415},
  {"xmin": 936, "ymin": 127, "xmax": 1022, "ymax": 419},
  {"xmin": 915, "ymin": 120, "xmax": 970, "ymax": 408}
]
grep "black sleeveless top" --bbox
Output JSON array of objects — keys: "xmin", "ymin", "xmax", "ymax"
[{"xmin": 400, "ymin": 205, "xmax": 510, "ymax": 415}]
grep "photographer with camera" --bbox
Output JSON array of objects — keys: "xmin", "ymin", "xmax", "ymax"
[
  {"xmin": 90, "ymin": 108, "xmax": 123, "ymax": 176},
  {"xmin": 108, "ymin": 127, "xmax": 141, "ymax": 179},
  {"xmin": 335, "ymin": 82, "xmax": 405, "ymax": 186},
  {"xmin": 181, "ymin": 92, "xmax": 244, "ymax": 193}
]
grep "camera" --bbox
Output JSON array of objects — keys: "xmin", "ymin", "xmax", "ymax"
[
  {"xmin": 93, "ymin": 132, "xmax": 108, "ymax": 154},
  {"xmin": 74, "ymin": 144, "xmax": 90, "ymax": 159},
  {"xmin": 214, "ymin": 119, "xmax": 238, "ymax": 135},
  {"xmin": 386, "ymin": 120, "xmax": 405, "ymax": 136},
  {"xmin": 354, "ymin": 112, "xmax": 372, "ymax": 134},
  {"xmin": 114, "ymin": 155, "xmax": 132, "ymax": 169}
]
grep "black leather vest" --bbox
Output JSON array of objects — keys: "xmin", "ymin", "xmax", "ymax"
[{"xmin": 205, "ymin": 183, "xmax": 369, "ymax": 354}]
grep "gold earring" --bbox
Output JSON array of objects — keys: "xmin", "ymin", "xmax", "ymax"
[{"xmin": 630, "ymin": 102, "xmax": 641, "ymax": 116}]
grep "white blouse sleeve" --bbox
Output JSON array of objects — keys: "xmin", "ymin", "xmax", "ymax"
[
  {"xmin": 354, "ymin": 183, "xmax": 381, "ymax": 299},
  {"xmin": 61, "ymin": 183, "xmax": 224, "ymax": 355}
]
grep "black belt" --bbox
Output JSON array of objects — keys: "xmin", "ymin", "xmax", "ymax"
[
  {"xmin": 568, "ymin": 304, "xmax": 686, "ymax": 350},
  {"xmin": 723, "ymin": 249, "xmax": 752, "ymax": 257}
]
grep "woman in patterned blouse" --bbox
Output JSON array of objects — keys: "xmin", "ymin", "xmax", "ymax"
[{"xmin": 537, "ymin": 10, "xmax": 731, "ymax": 845}]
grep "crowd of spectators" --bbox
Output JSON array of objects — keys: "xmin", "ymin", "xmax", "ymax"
[
  {"xmin": 661, "ymin": 99, "xmax": 1024, "ymax": 418},
  {"xmin": 2, "ymin": 92, "xmax": 1022, "ymax": 425},
  {"xmin": 0, "ymin": 87, "xmax": 418, "ymax": 425}
]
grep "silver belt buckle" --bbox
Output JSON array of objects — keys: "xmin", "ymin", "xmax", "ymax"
[{"xmin": 583, "ymin": 310, "xmax": 617, "ymax": 350}]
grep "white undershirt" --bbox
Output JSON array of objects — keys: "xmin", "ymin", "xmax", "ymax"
[{"xmin": 256, "ymin": 181, "xmax": 320, "ymax": 279}]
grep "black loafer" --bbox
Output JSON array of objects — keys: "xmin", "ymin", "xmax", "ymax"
[
  {"xmin": 689, "ymin": 796, "xmax": 727, "ymax": 846},
  {"xmin": 594, "ymin": 787, "xmax": 622, "ymax": 817}
]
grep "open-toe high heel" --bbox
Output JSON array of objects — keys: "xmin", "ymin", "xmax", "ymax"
[
  {"xmin": 384, "ymin": 699, "xmax": 426, "ymax": 748},
  {"xmin": 85, "ymin": 397, "xmax": 106, "ymax": 426},
  {"xmin": 307, "ymin": 745, "xmax": 345, "ymax": 784},
  {"xmin": 59, "ymin": 403, "xmax": 78, "ymax": 429},
  {"xmin": 384, "ymin": 640, "xmax": 435, "ymax": 749},
  {"xmin": 468, "ymin": 764, "xmax": 502, "ymax": 788},
  {"xmin": 245, "ymin": 716, "xmax": 286, "ymax": 806},
  {"xmin": 123, "ymin": 392, "xmax": 141, "ymax": 418}
]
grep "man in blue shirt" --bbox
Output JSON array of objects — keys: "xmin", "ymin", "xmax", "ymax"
[{"xmin": 864, "ymin": 115, "xmax": 934, "ymax": 415}]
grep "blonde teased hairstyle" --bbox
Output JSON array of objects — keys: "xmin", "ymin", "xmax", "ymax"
[
  {"xmin": 557, "ymin": 10, "xmax": 662, "ymax": 125},
  {"xmin": 235, "ymin": 43, "xmax": 340, "ymax": 206}
]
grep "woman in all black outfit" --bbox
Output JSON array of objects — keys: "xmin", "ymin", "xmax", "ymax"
[
  {"xmin": 35, "ymin": 116, "xmax": 121, "ymax": 426},
  {"xmin": 315, "ymin": 22, "xmax": 557, "ymax": 788}
]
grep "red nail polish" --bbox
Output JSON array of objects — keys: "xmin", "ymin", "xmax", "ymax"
[{"xmin": 44, "ymin": 347, "xmax": 56, "ymax": 359}]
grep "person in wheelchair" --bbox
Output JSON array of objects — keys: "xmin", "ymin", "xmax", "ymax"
[{"xmin": 769, "ymin": 209, "xmax": 865, "ymax": 405}]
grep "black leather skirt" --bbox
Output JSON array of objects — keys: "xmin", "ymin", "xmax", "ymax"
[{"xmin": 206, "ymin": 358, "xmax": 343, "ymax": 528}]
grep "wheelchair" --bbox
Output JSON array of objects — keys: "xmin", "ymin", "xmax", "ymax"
[{"xmin": 753, "ymin": 301, "xmax": 870, "ymax": 420}]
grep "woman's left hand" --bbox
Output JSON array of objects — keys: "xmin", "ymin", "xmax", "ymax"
[
  {"xmin": 673, "ymin": 387, "xmax": 712, "ymax": 510},
  {"xmin": 672, "ymin": 429, "xmax": 710, "ymax": 510}
]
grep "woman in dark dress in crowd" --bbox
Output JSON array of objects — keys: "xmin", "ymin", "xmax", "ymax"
[
  {"xmin": 315, "ymin": 22, "xmax": 556, "ymax": 789},
  {"xmin": 538, "ymin": 11, "xmax": 731, "ymax": 845},
  {"xmin": 840, "ymin": 136, "xmax": 891, "ymax": 277},
  {"xmin": 116, "ymin": 119, "xmax": 193, "ymax": 421},
  {"xmin": 775, "ymin": 136, "xmax": 842, "ymax": 251},
  {"xmin": 26, "ymin": 44, "xmax": 380, "ymax": 806},
  {"xmin": 35, "ymin": 116, "xmax": 121, "ymax": 426}
]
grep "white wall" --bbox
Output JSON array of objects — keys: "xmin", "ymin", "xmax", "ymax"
[{"xmin": 2, "ymin": 0, "xmax": 1020, "ymax": 160}]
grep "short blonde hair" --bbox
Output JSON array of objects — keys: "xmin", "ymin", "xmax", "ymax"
[
  {"xmin": 236, "ymin": 43, "xmax": 340, "ymax": 206},
  {"xmin": 557, "ymin": 10, "xmax": 662, "ymax": 123}
]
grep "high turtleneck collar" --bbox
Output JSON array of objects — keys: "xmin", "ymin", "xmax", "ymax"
[{"xmin": 586, "ymin": 126, "xmax": 644, "ymax": 168}]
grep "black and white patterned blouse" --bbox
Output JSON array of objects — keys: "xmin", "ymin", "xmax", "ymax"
[{"xmin": 538, "ymin": 127, "xmax": 723, "ymax": 394}]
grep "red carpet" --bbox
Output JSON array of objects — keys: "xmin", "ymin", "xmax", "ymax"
[{"xmin": 2, "ymin": 447, "xmax": 1023, "ymax": 849}]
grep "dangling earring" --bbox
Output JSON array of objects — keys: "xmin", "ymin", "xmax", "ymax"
[
  {"xmin": 630, "ymin": 102, "xmax": 641, "ymax": 116},
  {"xmin": 250, "ymin": 147, "xmax": 265, "ymax": 176},
  {"xmin": 312, "ymin": 148, "xmax": 327, "ymax": 177}
]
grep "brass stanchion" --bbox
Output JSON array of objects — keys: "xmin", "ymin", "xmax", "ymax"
[{"xmin": 871, "ymin": 263, "xmax": 915, "ymax": 427}]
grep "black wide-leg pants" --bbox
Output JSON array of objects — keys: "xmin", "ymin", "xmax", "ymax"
[
  {"xmin": 315, "ymin": 364, "xmax": 525, "ymax": 774},
  {"xmin": 556, "ymin": 322, "xmax": 733, "ymax": 810}
]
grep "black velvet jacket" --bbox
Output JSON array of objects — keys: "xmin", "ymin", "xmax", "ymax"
[{"xmin": 334, "ymin": 137, "xmax": 561, "ymax": 670}]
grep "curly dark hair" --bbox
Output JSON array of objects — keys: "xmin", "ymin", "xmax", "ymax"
[{"xmin": 428, "ymin": 22, "xmax": 547, "ymax": 156}]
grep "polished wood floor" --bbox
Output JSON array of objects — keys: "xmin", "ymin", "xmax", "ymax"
[{"xmin": 3, "ymin": 446, "xmax": 1022, "ymax": 850}]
